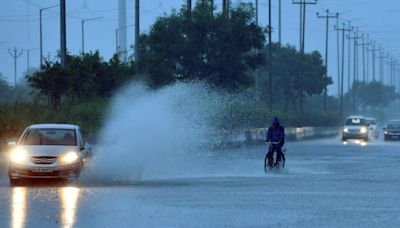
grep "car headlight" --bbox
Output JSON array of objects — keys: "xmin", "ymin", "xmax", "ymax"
[
  {"xmin": 384, "ymin": 131, "xmax": 388, "ymax": 135},
  {"xmin": 360, "ymin": 127, "xmax": 368, "ymax": 134},
  {"xmin": 9, "ymin": 148, "xmax": 29, "ymax": 164},
  {"xmin": 343, "ymin": 128, "xmax": 349, "ymax": 133},
  {"xmin": 61, "ymin": 152, "xmax": 79, "ymax": 164}
]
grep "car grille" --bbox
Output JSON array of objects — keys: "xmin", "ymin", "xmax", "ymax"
[{"xmin": 31, "ymin": 156, "xmax": 58, "ymax": 164}]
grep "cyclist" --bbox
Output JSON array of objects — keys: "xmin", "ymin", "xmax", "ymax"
[{"xmin": 265, "ymin": 117, "xmax": 285, "ymax": 167}]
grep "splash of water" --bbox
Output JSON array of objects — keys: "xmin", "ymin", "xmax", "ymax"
[{"xmin": 83, "ymin": 83, "xmax": 228, "ymax": 182}]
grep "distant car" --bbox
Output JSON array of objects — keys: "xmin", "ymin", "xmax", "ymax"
[
  {"xmin": 384, "ymin": 120, "xmax": 400, "ymax": 141},
  {"xmin": 8, "ymin": 124, "xmax": 91, "ymax": 185},
  {"xmin": 365, "ymin": 117, "xmax": 379, "ymax": 139},
  {"xmin": 342, "ymin": 116, "xmax": 369, "ymax": 141}
]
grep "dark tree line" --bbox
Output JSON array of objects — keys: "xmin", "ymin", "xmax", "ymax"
[
  {"xmin": 27, "ymin": 52, "xmax": 135, "ymax": 107},
  {"xmin": 138, "ymin": 1, "xmax": 265, "ymax": 91},
  {"xmin": 24, "ymin": 0, "xmax": 398, "ymax": 114}
]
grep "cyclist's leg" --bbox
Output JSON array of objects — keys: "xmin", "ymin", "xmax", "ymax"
[
  {"xmin": 276, "ymin": 146, "xmax": 282, "ymax": 164},
  {"xmin": 267, "ymin": 146, "xmax": 274, "ymax": 166}
]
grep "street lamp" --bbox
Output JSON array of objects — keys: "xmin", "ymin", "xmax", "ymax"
[
  {"xmin": 40, "ymin": 4, "xmax": 59, "ymax": 66},
  {"xmin": 115, "ymin": 24, "xmax": 134, "ymax": 54},
  {"xmin": 81, "ymin": 17, "xmax": 104, "ymax": 54}
]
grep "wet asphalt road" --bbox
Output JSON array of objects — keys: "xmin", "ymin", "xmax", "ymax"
[{"xmin": 0, "ymin": 137, "xmax": 399, "ymax": 228}]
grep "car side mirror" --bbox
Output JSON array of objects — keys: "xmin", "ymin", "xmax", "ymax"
[
  {"xmin": 80, "ymin": 145, "xmax": 85, "ymax": 151},
  {"xmin": 7, "ymin": 141, "xmax": 17, "ymax": 147},
  {"xmin": 383, "ymin": 127, "xmax": 387, "ymax": 130}
]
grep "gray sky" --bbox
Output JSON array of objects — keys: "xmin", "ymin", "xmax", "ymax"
[{"xmin": 1, "ymin": 0, "xmax": 400, "ymax": 95}]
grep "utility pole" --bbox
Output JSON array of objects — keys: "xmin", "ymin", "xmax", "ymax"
[
  {"xmin": 292, "ymin": 0, "xmax": 318, "ymax": 54},
  {"xmin": 357, "ymin": 34, "xmax": 368, "ymax": 82},
  {"xmin": 268, "ymin": 0, "xmax": 273, "ymax": 110},
  {"xmin": 8, "ymin": 47, "xmax": 23, "ymax": 87},
  {"xmin": 81, "ymin": 17, "xmax": 104, "ymax": 54},
  {"xmin": 347, "ymin": 30, "xmax": 362, "ymax": 113},
  {"xmin": 39, "ymin": 4, "xmax": 59, "ymax": 66},
  {"xmin": 345, "ymin": 21, "xmax": 352, "ymax": 92},
  {"xmin": 387, "ymin": 57, "xmax": 393, "ymax": 86},
  {"xmin": 279, "ymin": 0, "xmax": 282, "ymax": 45},
  {"xmin": 255, "ymin": 0, "xmax": 259, "ymax": 25},
  {"xmin": 348, "ymin": 32, "xmax": 361, "ymax": 84},
  {"xmin": 60, "ymin": 0, "xmax": 67, "ymax": 67},
  {"xmin": 335, "ymin": 24, "xmax": 353, "ymax": 117},
  {"xmin": 365, "ymin": 35, "xmax": 370, "ymax": 82},
  {"xmin": 336, "ymin": 13, "xmax": 340, "ymax": 97},
  {"xmin": 119, "ymin": 0, "xmax": 127, "ymax": 61},
  {"xmin": 368, "ymin": 42, "xmax": 379, "ymax": 81},
  {"xmin": 135, "ymin": 0, "xmax": 140, "ymax": 61},
  {"xmin": 317, "ymin": 9, "xmax": 338, "ymax": 112},
  {"xmin": 377, "ymin": 48, "xmax": 388, "ymax": 84}
]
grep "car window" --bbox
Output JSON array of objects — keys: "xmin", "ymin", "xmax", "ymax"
[
  {"xmin": 22, "ymin": 129, "xmax": 77, "ymax": 146},
  {"xmin": 77, "ymin": 129, "xmax": 85, "ymax": 147},
  {"xmin": 345, "ymin": 118, "xmax": 366, "ymax": 126},
  {"xmin": 387, "ymin": 123, "xmax": 400, "ymax": 129}
]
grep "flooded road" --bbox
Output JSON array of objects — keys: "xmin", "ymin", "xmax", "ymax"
[{"xmin": 0, "ymin": 138, "xmax": 399, "ymax": 227}]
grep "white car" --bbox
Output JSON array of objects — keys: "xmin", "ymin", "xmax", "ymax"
[
  {"xmin": 365, "ymin": 117, "xmax": 379, "ymax": 139},
  {"xmin": 8, "ymin": 124, "xmax": 91, "ymax": 185},
  {"xmin": 342, "ymin": 116, "xmax": 369, "ymax": 141}
]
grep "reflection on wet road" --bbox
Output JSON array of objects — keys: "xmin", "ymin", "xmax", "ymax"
[
  {"xmin": 0, "ymin": 137, "xmax": 399, "ymax": 227},
  {"xmin": 3, "ymin": 182, "xmax": 81, "ymax": 228},
  {"xmin": 59, "ymin": 187, "xmax": 80, "ymax": 228},
  {"xmin": 11, "ymin": 187, "xmax": 27, "ymax": 228}
]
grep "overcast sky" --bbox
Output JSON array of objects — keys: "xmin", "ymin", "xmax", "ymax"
[{"xmin": 1, "ymin": 0, "xmax": 399, "ymax": 95}]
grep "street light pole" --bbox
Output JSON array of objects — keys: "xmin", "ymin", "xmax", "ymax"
[
  {"xmin": 39, "ymin": 4, "xmax": 59, "ymax": 66},
  {"xmin": 115, "ymin": 24, "xmax": 135, "ymax": 54},
  {"xmin": 81, "ymin": 17, "xmax": 104, "ymax": 54}
]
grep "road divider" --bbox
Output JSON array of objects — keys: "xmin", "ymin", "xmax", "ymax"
[{"xmin": 209, "ymin": 127, "xmax": 340, "ymax": 147}]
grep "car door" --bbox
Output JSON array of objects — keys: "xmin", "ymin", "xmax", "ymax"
[{"xmin": 77, "ymin": 128, "xmax": 89, "ymax": 159}]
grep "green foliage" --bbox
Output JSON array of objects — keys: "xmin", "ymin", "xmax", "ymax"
[
  {"xmin": 0, "ymin": 99, "xmax": 109, "ymax": 142},
  {"xmin": 349, "ymin": 81, "xmax": 399, "ymax": 108},
  {"xmin": 27, "ymin": 52, "xmax": 136, "ymax": 107},
  {"xmin": 138, "ymin": 1, "xmax": 265, "ymax": 91},
  {"xmin": 256, "ymin": 44, "xmax": 332, "ymax": 111}
]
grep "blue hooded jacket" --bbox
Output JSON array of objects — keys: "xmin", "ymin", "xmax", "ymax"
[{"xmin": 266, "ymin": 117, "xmax": 285, "ymax": 144}]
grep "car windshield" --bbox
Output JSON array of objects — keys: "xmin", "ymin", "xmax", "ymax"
[
  {"xmin": 387, "ymin": 123, "xmax": 400, "ymax": 129},
  {"xmin": 345, "ymin": 118, "xmax": 366, "ymax": 126},
  {"xmin": 21, "ymin": 129, "xmax": 77, "ymax": 146}
]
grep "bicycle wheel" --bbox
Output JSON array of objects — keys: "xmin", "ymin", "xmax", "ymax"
[{"xmin": 264, "ymin": 153, "xmax": 268, "ymax": 173}]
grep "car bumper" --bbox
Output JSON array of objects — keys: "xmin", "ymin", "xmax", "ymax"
[
  {"xmin": 9, "ymin": 163, "xmax": 82, "ymax": 180},
  {"xmin": 385, "ymin": 134, "xmax": 400, "ymax": 140},
  {"xmin": 342, "ymin": 132, "xmax": 368, "ymax": 139}
]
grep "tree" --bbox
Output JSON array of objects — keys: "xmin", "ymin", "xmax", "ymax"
[
  {"xmin": 350, "ymin": 81, "xmax": 399, "ymax": 109},
  {"xmin": 257, "ymin": 44, "xmax": 331, "ymax": 112},
  {"xmin": 138, "ymin": 1, "xmax": 265, "ymax": 91},
  {"xmin": 27, "ymin": 52, "xmax": 136, "ymax": 107},
  {"xmin": 0, "ymin": 73, "xmax": 13, "ymax": 103}
]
